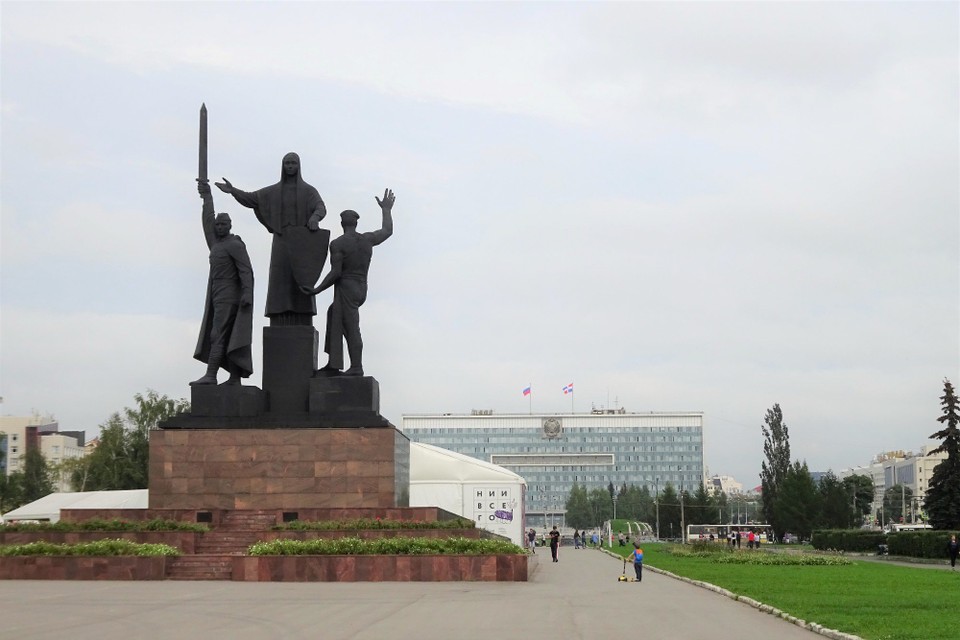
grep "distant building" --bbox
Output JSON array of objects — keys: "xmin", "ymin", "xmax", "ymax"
[
  {"xmin": 402, "ymin": 408, "xmax": 705, "ymax": 528},
  {"xmin": 839, "ymin": 444, "xmax": 947, "ymax": 524},
  {"xmin": 708, "ymin": 474, "xmax": 743, "ymax": 495},
  {"xmin": 0, "ymin": 415, "xmax": 86, "ymax": 491}
]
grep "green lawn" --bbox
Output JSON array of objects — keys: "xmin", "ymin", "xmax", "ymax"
[{"xmin": 607, "ymin": 543, "xmax": 959, "ymax": 640}]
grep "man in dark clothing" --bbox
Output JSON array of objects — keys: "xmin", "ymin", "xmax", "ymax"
[
  {"xmin": 191, "ymin": 180, "xmax": 254, "ymax": 385},
  {"xmin": 549, "ymin": 525, "xmax": 560, "ymax": 562},
  {"xmin": 949, "ymin": 534, "xmax": 958, "ymax": 570}
]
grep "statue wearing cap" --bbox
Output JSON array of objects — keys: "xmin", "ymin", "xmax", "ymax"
[{"xmin": 302, "ymin": 189, "xmax": 395, "ymax": 376}]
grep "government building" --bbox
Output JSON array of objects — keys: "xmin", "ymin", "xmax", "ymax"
[{"xmin": 401, "ymin": 408, "xmax": 705, "ymax": 528}]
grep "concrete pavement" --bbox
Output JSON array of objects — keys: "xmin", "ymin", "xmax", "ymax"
[{"xmin": 0, "ymin": 548, "xmax": 828, "ymax": 640}]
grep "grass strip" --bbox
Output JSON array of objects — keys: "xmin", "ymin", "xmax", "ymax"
[{"xmin": 609, "ymin": 543, "xmax": 959, "ymax": 640}]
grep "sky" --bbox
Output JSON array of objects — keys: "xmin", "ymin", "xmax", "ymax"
[{"xmin": 1, "ymin": 2, "xmax": 957, "ymax": 488}]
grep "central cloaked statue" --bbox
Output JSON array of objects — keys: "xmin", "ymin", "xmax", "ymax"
[{"xmin": 216, "ymin": 153, "xmax": 327, "ymax": 326}]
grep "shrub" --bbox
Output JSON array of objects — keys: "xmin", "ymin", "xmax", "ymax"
[
  {"xmin": 811, "ymin": 529, "xmax": 886, "ymax": 552},
  {"xmin": 0, "ymin": 539, "xmax": 179, "ymax": 556},
  {"xmin": 0, "ymin": 518, "xmax": 208, "ymax": 533},
  {"xmin": 273, "ymin": 518, "xmax": 475, "ymax": 531},
  {"xmin": 886, "ymin": 530, "xmax": 956, "ymax": 559},
  {"xmin": 248, "ymin": 536, "xmax": 522, "ymax": 556}
]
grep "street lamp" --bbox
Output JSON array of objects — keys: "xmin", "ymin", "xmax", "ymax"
[
  {"xmin": 655, "ymin": 477, "xmax": 660, "ymax": 541},
  {"xmin": 612, "ymin": 494, "xmax": 618, "ymax": 521}
]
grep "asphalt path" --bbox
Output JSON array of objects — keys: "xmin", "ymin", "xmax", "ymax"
[{"xmin": 0, "ymin": 547, "xmax": 830, "ymax": 640}]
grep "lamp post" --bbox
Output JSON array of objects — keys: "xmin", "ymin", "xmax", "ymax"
[
  {"xmin": 612, "ymin": 494, "xmax": 618, "ymax": 521},
  {"xmin": 655, "ymin": 477, "xmax": 660, "ymax": 541}
]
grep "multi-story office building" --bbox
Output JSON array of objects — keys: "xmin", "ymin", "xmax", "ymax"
[
  {"xmin": 402, "ymin": 408, "xmax": 705, "ymax": 527},
  {"xmin": 840, "ymin": 445, "xmax": 947, "ymax": 523},
  {"xmin": 0, "ymin": 416, "xmax": 85, "ymax": 490}
]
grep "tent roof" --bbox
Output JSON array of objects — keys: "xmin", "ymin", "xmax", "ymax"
[
  {"xmin": 2, "ymin": 489, "xmax": 148, "ymax": 522},
  {"xmin": 410, "ymin": 442, "xmax": 525, "ymax": 484}
]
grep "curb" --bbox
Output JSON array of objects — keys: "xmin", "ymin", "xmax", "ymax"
[{"xmin": 600, "ymin": 549, "xmax": 863, "ymax": 640}]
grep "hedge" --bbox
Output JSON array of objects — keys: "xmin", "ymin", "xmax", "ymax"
[
  {"xmin": 811, "ymin": 529, "xmax": 886, "ymax": 552},
  {"xmin": 886, "ymin": 530, "xmax": 957, "ymax": 559}
]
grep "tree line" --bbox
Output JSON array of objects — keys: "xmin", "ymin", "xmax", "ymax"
[
  {"xmin": 760, "ymin": 378, "xmax": 960, "ymax": 540},
  {"xmin": 0, "ymin": 390, "xmax": 188, "ymax": 513}
]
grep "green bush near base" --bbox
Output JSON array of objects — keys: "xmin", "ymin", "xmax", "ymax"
[
  {"xmin": 0, "ymin": 518, "xmax": 208, "ymax": 533},
  {"xmin": 249, "ymin": 536, "xmax": 523, "ymax": 556},
  {"xmin": 0, "ymin": 539, "xmax": 180, "ymax": 556},
  {"xmin": 274, "ymin": 518, "xmax": 475, "ymax": 531}
]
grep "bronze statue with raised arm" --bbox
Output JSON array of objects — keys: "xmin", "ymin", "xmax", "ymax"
[
  {"xmin": 191, "ymin": 180, "xmax": 254, "ymax": 386},
  {"xmin": 303, "ymin": 189, "xmax": 395, "ymax": 377}
]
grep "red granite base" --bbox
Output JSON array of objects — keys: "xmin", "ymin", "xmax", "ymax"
[
  {"xmin": 0, "ymin": 556, "xmax": 168, "ymax": 580},
  {"xmin": 148, "ymin": 428, "xmax": 410, "ymax": 510},
  {"xmin": 232, "ymin": 554, "xmax": 527, "ymax": 582}
]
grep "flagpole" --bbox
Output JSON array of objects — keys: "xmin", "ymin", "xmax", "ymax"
[{"xmin": 528, "ymin": 383, "xmax": 532, "ymax": 415}]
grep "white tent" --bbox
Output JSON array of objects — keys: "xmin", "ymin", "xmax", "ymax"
[
  {"xmin": 409, "ymin": 442, "xmax": 526, "ymax": 546},
  {"xmin": 1, "ymin": 489, "xmax": 148, "ymax": 523}
]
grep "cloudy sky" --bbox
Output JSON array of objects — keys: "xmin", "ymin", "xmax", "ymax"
[{"xmin": 2, "ymin": 2, "xmax": 957, "ymax": 487}]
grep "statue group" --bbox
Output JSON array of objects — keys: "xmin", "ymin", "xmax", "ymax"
[{"xmin": 192, "ymin": 148, "xmax": 395, "ymax": 386}]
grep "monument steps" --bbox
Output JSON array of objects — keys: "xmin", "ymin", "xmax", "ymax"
[
  {"xmin": 195, "ymin": 531, "xmax": 260, "ymax": 555},
  {"xmin": 166, "ymin": 555, "xmax": 234, "ymax": 580}
]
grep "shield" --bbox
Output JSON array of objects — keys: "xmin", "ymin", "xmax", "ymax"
[{"xmin": 280, "ymin": 226, "xmax": 330, "ymax": 289}]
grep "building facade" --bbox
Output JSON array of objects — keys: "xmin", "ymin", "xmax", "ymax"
[
  {"xmin": 402, "ymin": 409, "xmax": 705, "ymax": 527},
  {"xmin": 0, "ymin": 416, "xmax": 85, "ymax": 491},
  {"xmin": 839, "ymin": 445, "xmax": 947, "ymax": 524}
]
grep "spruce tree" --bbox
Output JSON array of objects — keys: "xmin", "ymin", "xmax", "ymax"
[{"xmin": 925, "ymin": 378, "xmax": 960, "ymax": 529}]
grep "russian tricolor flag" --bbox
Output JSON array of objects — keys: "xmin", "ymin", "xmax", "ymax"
[
  {"xmin": 562, "ymin": 383, "xmax": 574, "ymax": 394},
  {"xmin": 522, "ymin": 386, "xmax": 531, "ymax": 396}
]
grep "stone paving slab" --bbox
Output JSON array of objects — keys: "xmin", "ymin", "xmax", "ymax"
[{"xmin": 0, "ymin": 548, "xmax": 826, "ymax": 640}]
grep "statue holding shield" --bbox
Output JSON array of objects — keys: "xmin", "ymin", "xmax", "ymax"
[{"xmin": 216, "ymin": 153, "xmax": 328, "ymax": 326}]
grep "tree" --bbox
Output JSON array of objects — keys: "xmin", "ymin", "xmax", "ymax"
[
  {"xmin": 19, "ymin": 447, "xmax": 55, "ymax": 504},
  {"xmin": 688, "ymin": 483, "xmax": 713, "ymax": 525},
  {"xmin": 817, "ymin": 472, "xmax": 853, "ymax": 529},
  {"xmin": 658, "ymin": 483, "xmax": 681, "ymax": 539},
  {"xmin": 883, "ymin": 485, "xmax": 914, "ymax": 524},
  {"xmin": 774, "ymin": 461, "xmax": 819, "ymax": 540},
  {"xmin": 587, "ymin": 487, "xmax": 613, "ymax": 526},
  {"xmin": 760, "ymin": 403, "xmax": 791, "ymax": 539},
  {"xmin": 714, "ymin": 490, "xmax": 729, "ymax": 524},
  {"xmin": 564, "ymin": 482, "xmax": 592, "ymax": 529},
  {"xmin": 925, "ymin": 378, "xmax": 960, "ymax": 529},
  {"xmin": 71, "ymin": 390, "xmax": 188, "ymax": 491},
  {"xmin": 842, "ymin": 474, "xmax": 875, "ymax": 524}
]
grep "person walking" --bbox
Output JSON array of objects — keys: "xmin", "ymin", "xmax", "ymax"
[
  {"xmin": 527, "ymin": 528, "xmax": 537, "ymax": 554},
  {"xmin": 573, "ymin": 530, "xmax": 582, "ymax": 549},
  {"xmin": 948, "ymin": 534, "xmax": 959, "ymax": 570},
  {"xmin": 628, "ymin": 542, "xmax": 644, "ymax": 582},
  {"xmin": 549, "ymin": 525, "xmax": 561, "ymax": 562}
]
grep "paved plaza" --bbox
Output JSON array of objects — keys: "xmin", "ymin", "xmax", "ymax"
[{"xmin": 0, "ymin": 547, "xmax": 827, "ymax": 640}]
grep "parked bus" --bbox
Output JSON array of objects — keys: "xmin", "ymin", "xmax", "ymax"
[{"xmin": 685, "ymin": 524, "xmax": 773, "ymax": 544}]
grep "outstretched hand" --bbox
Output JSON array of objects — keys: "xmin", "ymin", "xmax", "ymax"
[
  {"xmin": 375, "ymin": 188, "xmax": 395, "ymax": 211},
  {"xmin": 215, "ymin": 178, "xmax": 233, "ymax": 194}
]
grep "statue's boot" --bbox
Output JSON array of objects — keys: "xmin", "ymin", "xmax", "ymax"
[
  {"xmin": 190, "ymin": 346, "xmax": 222, "ymax": 386},
  {"xmin": 344, "ymin": 341, "xmax": 363, "ymax": 377},
  {"xmin": 221, "ymin": 371, "xmax": 241, "ymax": 386}
]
